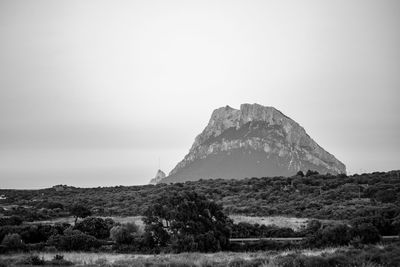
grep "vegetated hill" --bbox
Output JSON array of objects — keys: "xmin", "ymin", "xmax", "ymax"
[
  {"xmin": 160, "ymin": 103, "xmax": 346, "ymax": 183},
  {"xmin": 1, "ymin": 171, "xmax": 399, "ymax": 221}
]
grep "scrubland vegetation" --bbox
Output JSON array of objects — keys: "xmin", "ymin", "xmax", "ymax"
[
  {"xmin": 1, "ymin": 170, "xmax": 399, "ymax": 220},
  {"xmin": 0, "ymin": 170, "xmax": 399, "ymax": 266},
  {"xmin": 1, "ymin": 244, "xmax": 400, "ymax": 266}
]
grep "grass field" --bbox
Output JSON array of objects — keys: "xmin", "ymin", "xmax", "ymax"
[
  {"xmin": 0, "ymin": 247, "xmax": 344, "ymax": 266},
  {"xmin": 230, "ymin": 215, "xmax": 309, "ymax": 231}
]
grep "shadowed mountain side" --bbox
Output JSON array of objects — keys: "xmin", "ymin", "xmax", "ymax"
[
  {"xmin": 157, "ymin": 103, "xmax": 346, "ymax": 184},
  {"xmin": 162, "ymin": 149, "xmax": 336, "ymax": 184}
]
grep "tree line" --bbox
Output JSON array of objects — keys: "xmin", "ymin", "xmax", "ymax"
[{"xmin": 0, "ymin": 189, "xmax": 393, "ymax": 254}]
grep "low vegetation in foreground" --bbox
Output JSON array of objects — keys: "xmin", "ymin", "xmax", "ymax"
[
  {"xmin": 0, "ymin": 170, "xmax": 399, "ymax": 266},
  {"xmin": 1, "ymin": 244, "xmax": 400, "ymax": 266}
]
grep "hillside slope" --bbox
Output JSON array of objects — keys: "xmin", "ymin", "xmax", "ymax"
[{"xmin": 162, "ymin": 103, "xmax": 345, "ymax": 183}]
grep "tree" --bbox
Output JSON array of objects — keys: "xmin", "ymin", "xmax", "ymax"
[
  {"xmin": 143, "ymin": 190, "xmax": 232, "ymax": 252},
  {"xmin": 1, "ymin": 233, "xmax": 25, "ymax": 250},
  {"xmin": 306, "ymin": 170, "xmax": 319, "ymax": 177},
  {"xmin": 110, "ymin": 222, "xmax": 139, "ymax": 245},
  {"xmin": 74, "ymin": 217, "xmax": 111, "ymax": 239},
  {"xmin": 69, "ymin": 204, "xmax": 92, "ymax": 224}
]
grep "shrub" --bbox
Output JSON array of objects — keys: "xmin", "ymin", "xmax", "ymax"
[
  {"xmin": 306, "ymin": 170, "xmax": 319, "ymax": 177},
  {"xmin": 69, "ymin": 204, "xmax": 92, "ymax": 224},
  {"xmin": 48, "ymin": 229, "xmax": 101, "ymax": 251},
  {"xmin": 18, "ymin": 255, "xmax": 45, "ymax": 265},
  {"xmin": 351, "ymin": 223, "xmax": 381, "ymax": 244},
  {"xmin": 110, "ymin": 222, "xmax": 139, "ymax": 245},
  {"xmin": 306, "ymin": 224, "xmax": 352, "ymax": 247},
  {"xmin": 1, "ymin": 233, "xmax": 25, "ymax": 250},
  {"xmin": 304, "ymin": 220, "xmax": 322, "ymax": 234},
  {"xmin": 74, "ymin": 217, "xmax": 111, "ymax": 239},
  {"xmin": 231, "ymin": 222, "xmax": 296, "ymax": 238},
  {"xmin": 0, "ymin": 215, "xmax": 23, "ymax": 226}
]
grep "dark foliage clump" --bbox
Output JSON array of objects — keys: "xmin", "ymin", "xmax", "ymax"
[
  {"xmin": 143, "ymin": 190, "xmax": 232, "ymax": 252},
  {"xmin": 18, "ymin": 255, "xmax": 45, "ymax": 265},
  {"xmin": 231, "ymin": 222, "xmax": 296, "ymax": 238},
  {"xmin": 1, "ymin": 233, "xmax": 25, "ymax": 251},
  {"xmin": 47, "ymin": 228, "xmax": 101, "ymax": 251},
  {"xmin": 110, "ymin": 222, "xmax": 139, "ymax": 245},
  {"xmin": 0, "ymin": 215, "xmax": 23, "ymax": 226},
  {"xmin": 0, "ymin": 223, "xmax": 69, "ymax": 244},
  {"xmin": 69, "ymin": 204, "xmax": 92, "ymax": 224},
  {"xmin": 74, "ymin": 217, "xmax": 113, "ymax": 239}
]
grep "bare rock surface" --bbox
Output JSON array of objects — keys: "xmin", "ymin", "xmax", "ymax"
[{"xmin": 161, "ymin": 103, "xmax": 346, "ymax": 183}]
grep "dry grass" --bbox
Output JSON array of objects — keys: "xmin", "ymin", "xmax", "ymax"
[
  {"xmin": 230, "ymin": 215, "xmax": 309, "ymax": 231},
  {"xmin": 0, "ymin": 247, "xmax": 347, "ymax": 266}
]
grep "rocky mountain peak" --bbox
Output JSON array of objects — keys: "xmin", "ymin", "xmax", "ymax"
[{"xmin": 158, "ymin": 103, "xmax": 346, "ymax": 184}]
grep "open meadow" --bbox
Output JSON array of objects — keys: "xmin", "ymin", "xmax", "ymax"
[
  {"xmin": 0, "ymin": 246, "xmax": 369, "ymax": 266},
  {"xmin": 2, "ymin": 244, "xmax": 400, "ymax": 266}
]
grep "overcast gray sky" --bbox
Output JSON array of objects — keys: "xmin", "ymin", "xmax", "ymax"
[{"xmin": 1, "ymin": 0, "xmax": 399, "ymax": 188}]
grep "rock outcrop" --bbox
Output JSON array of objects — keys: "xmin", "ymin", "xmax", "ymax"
[
  {"xmin": 149, "ymin": 169, "xmax": 166, "ymax": 184},
  {"xmin": 159, "ymin": 103, "xmax": 346, "ymax": 183}
]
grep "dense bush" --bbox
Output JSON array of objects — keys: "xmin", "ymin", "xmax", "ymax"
[
  {"xmin": 0, "ymin": 223, "xmax": 69, "ymax": 244},
  {"xmin": 351, "ymin": 223, "xmax": 381, "ymax": 244},
  {"xmin": 110, "ymin": 222, "xmax": 139, "ymax": 245},
  {"xmin": 74, "ymin": 217, "xmax": 112, "ymax": 239},
  {"xmin": 231, "ymin": 222, "xmax": 296, "ymax": 238},
  {"xmin": 305, "ymin": 224, "xmax": 352, "ymax": 247},
  {"xmin": 47, "ymin": 228, "xmax": 101, "ymax": 251},
  {"xmin": 305, "ymin": 222, "xmax": 382, "ymax": 248},
  {"xmin": 1, "ymin": 171, "xmax": 399, "ymax": 223},
  {"xmin": 350, "ymin": 209, "xmax": 399, "ymax": 235},
  {"xmin": 143, "ymin": 190, "xmax": 232, "ymax": 252},
  {"xmin": 69, "ymin": 204, "xmax": 92, "ymax": 224},
  {"xmin": 0, "ymin": 215, "xmax": 23, "ymax": 226},
  {"xmin": 1, "ymin": 233, "xmax": 25, "ymax": 250}
]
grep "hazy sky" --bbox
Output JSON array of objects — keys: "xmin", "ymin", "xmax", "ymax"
[{"xmin": 1, "ymin": 0, "xmax": 399, "ymax": 189}]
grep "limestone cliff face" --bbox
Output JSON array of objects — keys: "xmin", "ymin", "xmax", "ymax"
[
  {"xmin": 149, "ymin": 169, "xmax": 166, "ymax": 185},
  {"xmin": 160, "ymin": 103, "xmax": 346, "ymax": 183}
]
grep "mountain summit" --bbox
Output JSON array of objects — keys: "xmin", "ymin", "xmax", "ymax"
[{"xmin": 159, "ymin": 103, "xmax": 346, "ymax": 183}]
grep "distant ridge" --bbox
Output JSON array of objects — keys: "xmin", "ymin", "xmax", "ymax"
[{"xmin": 158, "ymin": 103, "xmax": 346, "ymax": 184}]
